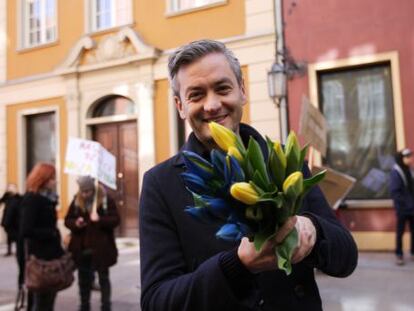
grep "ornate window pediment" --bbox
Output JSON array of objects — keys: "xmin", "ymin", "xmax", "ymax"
[{"xmin": 56, "ymin": 27, "xmax": 160, "ymax": 74}]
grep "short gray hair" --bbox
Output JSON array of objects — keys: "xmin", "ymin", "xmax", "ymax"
[{"xmin": 168, "ymin": 39, "xmax": 243, "ymax": 98}]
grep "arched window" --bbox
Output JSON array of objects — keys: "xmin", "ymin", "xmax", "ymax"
[{"xmin": 92, "ymin": 96, "xmax": 136, "ymax": 117}]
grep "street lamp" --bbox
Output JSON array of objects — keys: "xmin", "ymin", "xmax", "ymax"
[
  {"xmin": 268, "ymin": 0, "xmax": 305, "ymax": 143},
  {"xmin": 267, "ymin": 62, "xmax": 287, "ymax": 106}
]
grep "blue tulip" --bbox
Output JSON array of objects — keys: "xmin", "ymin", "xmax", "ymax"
[
  {"xmin": 182, "ymin": 151, "xmax": 214, "ymax": 179},
  {"xmin": 185, "ymin": 206, "xmax": 216, "ymax": 224},
  {"xmin": 216, "ymin": 223, "xmax": 243, "ymax": 241},
  {"xmin": 211, "ymin": 149, "xmax": 227, "ymax": 178},
  {"xmin": 181, "ymin": 172, "xmax": 211, "ymax": 194},
  {"xmin": 226, "ymin": 155, "xmax": 245, "ymax": 183},
  {"xmin": 203, "ymin": 196, "xmax": 231, "ymax": 220}
]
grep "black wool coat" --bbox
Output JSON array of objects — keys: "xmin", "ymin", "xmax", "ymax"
[
  {"xmin": 139, "ymin": 124, "xmax": 358, "ymax": 311},
  {"xmin": 1, "ymin": 192, "xmax": 23, "ymax": 241},
  {"xmin": 64, "ymin": 194, "xmax": 120, "ymax": 270},
  {"xmin": 20, "ymin": 192, "xmax": 64, "ymax": 260}
]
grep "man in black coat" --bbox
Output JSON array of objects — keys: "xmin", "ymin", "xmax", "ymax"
[{"xmin": 139, "ymin": 39, "xmax": 358, "ymax": 311}]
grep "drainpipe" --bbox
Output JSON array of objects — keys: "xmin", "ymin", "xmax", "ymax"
[{"xmin": 273, "ymin": 0, "xmax": 290, "ymax": 143}]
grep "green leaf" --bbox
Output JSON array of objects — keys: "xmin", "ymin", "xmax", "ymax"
[
  {"xmin": 268, "ymin": 150, "xmax": 286, "ymax": 190},
  {"xmin": 192, "ymin": 192, "xmax": 207, "ymax": 207},
  {"xmin": 247, "ymin": 138, "xmax": 270, "ymax": 185},
  {"xmin": 275, "ymin": 227, "xmax": 298, "ymax": 275},
  {"xmin": 251, "ymin": 170, "xmax": 268, "ymax": 191},
  {"xmin": 245, "ymin": 206, "xmax": 263, "ymax": 221},
  {"xmin": 253, "ymin": 229, "xmax": 275, "ymax": 252},
  {"xmin": 303, "ymin": 170, "xmax": 326, "ymax": 193},
  {"xmin": 299, "ymin": 144, "xmax": 309, "ymax": 169}
]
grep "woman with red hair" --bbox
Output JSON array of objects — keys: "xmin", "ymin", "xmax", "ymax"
[{"xmin": 20, "ymin": 162, "xmax": 64, "ymax": 311}]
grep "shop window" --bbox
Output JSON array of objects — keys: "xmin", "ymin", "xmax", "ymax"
[
  {"xmin": 319, "ymin": 64, "xmax": 396, "ymax": 199},
  {"xmin": 168, "ymin": 0, "xmax": 225, "ymax": 13},
  {"xmin": 21, "ymin": 0, "xmax": 57, "ymax": 48},
  {"xmin": 26, "ymin": 112, "xmax": 56, "ymax": 175},
  {"xmin": 88, "ymin": 0, "xmax": 132, "ymax": 32}
]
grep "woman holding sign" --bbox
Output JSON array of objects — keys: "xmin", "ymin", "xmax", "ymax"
[{"xmin": 64, "ymin": 176, "xmax": 120, "ymax": 311}]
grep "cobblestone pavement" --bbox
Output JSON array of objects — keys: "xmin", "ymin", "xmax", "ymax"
[{"xmin": 1, "ymin": 244, "xmax": 414, "ymax": 311}]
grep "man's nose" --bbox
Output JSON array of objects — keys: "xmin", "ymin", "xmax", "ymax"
[{"xmin": 204, "ymin": 93, "xmax": 222, "ymax": 112}]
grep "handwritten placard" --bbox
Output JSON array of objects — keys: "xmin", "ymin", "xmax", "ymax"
[{"xmin": 64, "ymin": 137, "xmax": 117, "ymax": 189}]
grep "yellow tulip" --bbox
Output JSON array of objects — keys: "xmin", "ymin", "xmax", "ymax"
[
  {"xmin": 230, "ymin": 182, "xmax": 260, "ymax": 205},
  {"xmin": 209, "ymin": 122, "xmax": 237, "ymax": 152},
  {"xmin": 282, "ymin": 171, "xmax": 303, "ymax": 195},
  {"xmin": 273, "ymin": 141, "xmax": 287, "ymax": 169},
  {"xmin": 285, "ymin": 131, "xmax": 300, "ymax": 157},
  {"xmin": 228, "ymin": 146, "xmax": 243, "ymax": 162}
]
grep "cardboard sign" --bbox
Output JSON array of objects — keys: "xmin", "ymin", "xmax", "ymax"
[
  {"xmin": 64, "ymin": 137, "xmax": 117, "ymax": 190},
  {"xmin": 311, "ymin": 166, "xmax": 356, "ymax": 210},
  {"xmin": 299, "ymin": 96, "xmax": 328, "ymax": 157}
]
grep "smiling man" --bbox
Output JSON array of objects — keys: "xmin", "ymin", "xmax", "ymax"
[{"xmin": 139, "ymin": 39, "xmax": 358, "ymax": 311}]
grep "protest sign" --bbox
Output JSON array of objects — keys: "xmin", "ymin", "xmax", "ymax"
[
  {"xmin": 299, "ymin": 96, "xmax": 328, "ymax": 157},
  {"xmin": 64, "ymin": 137, "xmax": 117, "ymax": 190},
  {"xmin": 311, "ymin": 166, "xmax": 356, "ymax": 210}
]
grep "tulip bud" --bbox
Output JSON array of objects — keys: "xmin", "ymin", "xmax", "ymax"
[
  {"xmin": 209, "ymin": 122, "xmax": 238, "ymax": 152},
  {"xmin": 273, "ymin": 142, "xmax": 287, "ymax": 169},
  {"xmin": 230, "ymin": 182, "xmax": 260, "ymax": 205},
  {"xmin": 283, "ymin": 172, "xmax": 304, "ymax": 197},
  {"xmin": 227, "ymin": 146, "xmax": 243, "ymax": 162},
  {"xmin": 285, "ymin": 132, "xmax": 301, "ymax": 175}
]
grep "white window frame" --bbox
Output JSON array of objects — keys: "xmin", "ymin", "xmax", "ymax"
[
  {"xmin": 86, "ymin": 0, "xmax": 133, "ymax": 33},
  {"xmin": 167, "ymin": 0, "xmax": 227, "ymax": 16},
  {"xmin": 20, "ymin": 0, "xmax": 57, "ymax": 49}
]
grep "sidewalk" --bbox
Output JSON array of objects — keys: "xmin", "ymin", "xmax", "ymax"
[
  {"xmin": 317, "ymin": 252, "xmax": 414, "ymax": 311},
  {"xmin": 0, "ymin": 238, "xmax": 140, "ymax": 311},
  {"xmin": 1, "ymin": 245, "xmax": 414, "ymax": 311}
]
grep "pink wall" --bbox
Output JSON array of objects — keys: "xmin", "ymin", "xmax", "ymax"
[{"xmin": 284, "ymin": 0, "xmax": 414, "ymax": 149}]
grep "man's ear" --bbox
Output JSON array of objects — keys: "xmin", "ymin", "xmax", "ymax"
[
  {"xmin": 240, "ymin": 79, "xmax": 247, "ymax": 106},
  {"xmin": 175, "ymin": 96, "xmax": 186, "ymax": 119}
]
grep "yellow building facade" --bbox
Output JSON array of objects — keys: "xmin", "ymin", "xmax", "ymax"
[{"xmin": 0, "ymin": 0, "xmax": 279, "ymax": 236}]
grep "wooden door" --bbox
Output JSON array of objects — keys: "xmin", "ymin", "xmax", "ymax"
[{"xmin": 92, "ymin": 121, "xmax": 139, "ymax": 237}]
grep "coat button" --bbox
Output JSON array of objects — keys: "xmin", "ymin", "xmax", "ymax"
[{"xmin": 294, "ymin": 284, "xmax": 305, "ymax": 298}]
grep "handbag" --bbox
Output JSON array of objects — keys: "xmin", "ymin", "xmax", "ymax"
[{"xmin": 25, "ymin": 251, "xmax": 75, "ymax": 293}]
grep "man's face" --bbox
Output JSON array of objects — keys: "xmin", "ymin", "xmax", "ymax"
[{"xmin": 174, "ymin": 53, "xmax": 246, "ymax": 148}]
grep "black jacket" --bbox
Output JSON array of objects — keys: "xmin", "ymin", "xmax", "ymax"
[
  {"xmin": 64, "ymin": 191, "xmax": 120, "ymax": 270},
  {"xmin": 20, "ymin": 192, "xmax": 63, "ymax": 260},
  {"xmin": 139, "ymin": 124, "xmax": 358, "ymax": 311},
  {"xmin": 0, "ymin": 192, "xmax": 22, "ymax": 240}
]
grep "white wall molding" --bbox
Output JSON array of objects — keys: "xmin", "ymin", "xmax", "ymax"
[{"xmin": 0, "ymin": 0, "xmax": 6, "ymax": 83}]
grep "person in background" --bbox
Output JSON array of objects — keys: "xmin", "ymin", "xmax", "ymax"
[
  {"xmin": 0, "ymin": 183, "xmax": 22, "ymax": 256},
  {"xmin": 389, "ymin": 148, "xmax": 414, "ymax": 265},
  {"xmin": 65, "ymin": 176, "xmax": 120, "ymax": 311},
  {"xmin": 20, "ymin": 163, "xmax": 63, "ymax": 311},
  {"xmin": 139, "ymin": 39, "xmax": 358, "ymax": 311}
]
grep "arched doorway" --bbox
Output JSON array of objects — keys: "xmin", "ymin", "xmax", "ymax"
[{"xmin": 87, "ymin": 95, "xmax": 139, "ymax": 237}]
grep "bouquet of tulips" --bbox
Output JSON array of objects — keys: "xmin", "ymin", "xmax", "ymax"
[{"xmin": 181, "ymin": 122, "xmax": 326, "ymax": 274}]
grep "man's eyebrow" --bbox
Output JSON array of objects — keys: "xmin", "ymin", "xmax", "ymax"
[
  {"xmin": 214, "ymin": 78, "xmax": 233, "ymax": 85},
  {"xmin": 185, "ymin": 85, "xmax": 204, "ymax": 95}
]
